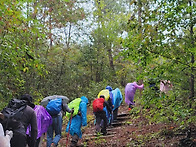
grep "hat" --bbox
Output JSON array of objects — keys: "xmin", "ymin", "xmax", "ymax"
[
  {"xmin": 106, "ymin": 86, "xmax": 113, "ymax": 91},
  {"xmin": 81, "ymin": 96, "xmax": 89, "ymax": 104},
  {"xmin": 100, "ymin": 95, "xmax": 105, "ymax": 98},
  {"xmin": 20, "ymin": 94, "xmax": 35, "ymax": 108}
]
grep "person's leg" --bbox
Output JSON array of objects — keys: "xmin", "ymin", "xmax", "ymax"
[
  {"xmin": 105, "ymin": 109, "xmax": 110, "ymax": 125},
  {"xmin": 35, "ymin": 137, "xmax": 40, "ymax": 147},
  {"xmin": 129, "ymin": 95, "xmax": 135, "ymax": 105},
  {"xmin": 10, "ymin": 132, "xmax": 26, "ymax": 147},
  {"xmin": 26, "ymin": 135, "xmax": 31, "ymax": 147},
  {"xmin": 38, "ymin": 134, "xmax": 45, "ymax": 147},
  {"xmin": 53, "ymin": 115, "xmax": 62, "ymax": 146},
  {"xmin": 47, "ymin": 122, "xmax": 53, "ymax": 147},
  {"xmin": 101, "ymin": 112, "xmax": 107, "ymax": 135},
  {"xmin": 70, "ymin": 134, "xmax": 79, "ymax": 147},
  {"xmin": 95, "ymin": 113, "xmax": 102, "ymax": 133},
  {"xmin": 129, "ymin": 104, "xmax": 133, "ymax": 109},
  {"xmin": 113, "ymin": 108, "xmax": 118, "ymax": 121},
  {"xmin": 107, "ymin": 110, "xmax": 112, "ymax": 126}
]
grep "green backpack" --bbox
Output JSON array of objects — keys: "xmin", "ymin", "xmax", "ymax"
[{"xmin": 66, "ymin": 98, "xmax": 81, "ymax": 119}]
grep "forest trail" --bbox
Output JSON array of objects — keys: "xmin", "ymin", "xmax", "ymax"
[{"xmin": 42, "ymin": 103, "xmax": 196, "ymax": 147}]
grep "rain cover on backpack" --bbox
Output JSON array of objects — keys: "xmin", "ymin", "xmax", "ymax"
[
  {"xmin": 97, "ymin": 89, "xmax": 110, "ymax": 101},
  {"xmin": 26, "ymin": 105, "xmax": 52, "ymax": 139},
  {"xmin": 1, "ymin": 99, "xmax": 27, "ymax": 131},
  {"xmin": 41, "ymin": 95, "xmax": 69, "ymax": 107},
  {"xmin": 92, "ymin": 98, "xmax": 105, "ymax": 112},
  {"xmin": 46, "ymin": 98, "xmax": 62, "ymax": 116},
  {"xmin": 112, "ymin": 88, "xmax": 123, "ymax": 110},
  {"xmin": 66, "ymin": 98, "xmax": 81, "ymax": 119}
]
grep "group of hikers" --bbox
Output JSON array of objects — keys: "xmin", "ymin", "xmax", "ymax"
[{"xmin": 0, "ymin": 81, "xmax": 145, "ymax": 147}]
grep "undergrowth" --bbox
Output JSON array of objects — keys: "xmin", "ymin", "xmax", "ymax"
[{"xmin": 140, "ymin": 88, "xmax": 196, "ymax": 127}]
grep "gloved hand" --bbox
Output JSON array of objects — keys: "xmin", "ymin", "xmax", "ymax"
[
  {"xmin": 71, "ymin": 108, "xmax": 74, "ymax": 114},
  {"xmin": 6, "ymin": 130, "xmax": 13, "ymax": 139}
]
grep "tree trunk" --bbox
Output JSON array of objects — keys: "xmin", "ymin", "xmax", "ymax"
[
  {"xmin": 189, "ymin": 0, "xmax": 195, "ymax": 108},
  {"xmin": 138, "ymin": 0, "xmax": 142, "ymax": 34},
  {"xmin": 106, "ymin": 42, "xmax": 115, "ymax": 75}
]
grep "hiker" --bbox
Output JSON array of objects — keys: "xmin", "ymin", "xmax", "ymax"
[
  {"xmin": 98, "ymin": 88, "xmax": 113, "ymax": 125},
  {"xmin": 65, "ymin": 96, "xmax": 89, "ymax": 147},
  {"xmin": 106, "ymin": 86, "xmax": 123, "ymax": 122},
  {"xmin": 26, "ymin": 105, "xmax": 52, "ymax": 147},
  {"xmin": 45, "ymin": 96, "xmax": 73, "ymax": 147},
  {"xmin": 112, "ymin": 88, "xmax": 123, "ymax": 122},
  {"xmin": 93, "ymin": 95, "xmax": 112, "ymax": 135},
  {"xmin": 0, "ymin": 113, "xmax": 13, "ymax": 147},
  {"xmin": 148, "ymin": 78, "xmax": 159, "ymax": 97},
  {"xmin": 19, "ymin": 94, "xmax": 38, "ymax": 147},
  {"xmin": 1, "ymin": 94, "xmax": 38, "ymax": 147},
  {"xmin": 148, "ymin": 78, "xmax": 159, "ymax": 92},
  {"xmin": 160, "ymin": 80, "xmax": 173, "ymax": 96},
  {"xmin": 0, "ymin": 123, "xmax": 13, "ymax": 147},
  {"xmin": 106, "ymin": 86, "xmax": 114, "ymax": 109},
  {"xmin": 125, "ymin": 82, "xmax": 144, "ymax": 109}
]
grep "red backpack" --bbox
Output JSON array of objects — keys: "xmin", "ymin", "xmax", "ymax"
[{"xmin": 92, "ymin": 98, "xmax": 105, "ymax": 112}]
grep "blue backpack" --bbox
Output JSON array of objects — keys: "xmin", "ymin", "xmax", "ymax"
[{"xmin": 46, "ymin": 98, "xmax": 62, "ymax": 116}]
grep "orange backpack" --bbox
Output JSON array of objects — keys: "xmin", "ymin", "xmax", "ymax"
[{"xmin": 92, "ymin": 98, "xmax": 105, "ymax": 112}]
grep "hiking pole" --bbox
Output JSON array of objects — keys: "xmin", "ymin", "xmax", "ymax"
[{"xmin": 66, "ymin": 109, "xmax": 74, "ymax": 147}]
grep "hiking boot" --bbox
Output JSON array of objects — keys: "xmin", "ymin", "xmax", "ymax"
[
  {"xmin": 102, "ymin": 132, "xmax": 107, "ymax": 136},
  {"xmin": 101, "ymin": 130, "xmax": 107, "ymax": 136},
  {"xmin": 129, "ymin": 104, "xmax": 133, "ymax": 109},
  {"xmin": 113, "ymin": 120, "xmax": 117, "ymax": 123},
  {"xmin": 51, "ymin": 143, "xmax": 56, "ymax": 147}
]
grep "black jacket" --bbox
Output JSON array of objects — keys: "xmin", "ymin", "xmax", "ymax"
[
  {"xmin": 22, "ymin": 105, "xmax": 37, "ymax": 147},
  {"xmin": 103, "ymin": 100, "xmax": 112, "ymax": 114}
]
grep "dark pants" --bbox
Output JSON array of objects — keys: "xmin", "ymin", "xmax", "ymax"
[
  {"xmin": 95, "ymin": 111, "xmax": 107, "ymax": 135},
  {"xmin": 27, "ymin": 136, "xmax": 40, "ymax": 147},
  {"xmin": 36, "ymin": 137, "xmax": 40, "ymax": 147},
  {"xmin": 11, "ymin": 131, "xmax": 26, "ymax": 147},
  {"xmin": 70, "ymin": 133, "xmax": 79, "ymax": 147},
  {"xmin": 113, "ymin": 108, "xmax": 118, "ymax": 121},
  {"xmin": 129, "ymin": 104, "xmax": 133, "ymax": 109}
]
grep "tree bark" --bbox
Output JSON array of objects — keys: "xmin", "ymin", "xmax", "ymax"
[{"xmin": 189, "ymin": 0, "xmax": 195, "ymax": 108}]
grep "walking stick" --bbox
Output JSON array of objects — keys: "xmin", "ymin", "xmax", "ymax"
[{"xmin": 66, "ymin": 110, "xmax": 74, "ymax": 147}]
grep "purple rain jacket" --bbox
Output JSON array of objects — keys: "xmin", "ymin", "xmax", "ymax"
[
  {"xmin": 125, "ymin": 82, "xmax": 144, "ymax": 105},
  {"xmin": 26, "ymin": 105, "xmax": 52, "ymax": 139}
]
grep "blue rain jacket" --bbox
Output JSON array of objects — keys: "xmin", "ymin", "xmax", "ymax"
[
  {"xmin": 106, "ymin": 86, "xmax": 114, "ymax": 104},
  {"xmin": 112, "ymin": 88, "xmax": 123, "ymax": 110},
  {"xmin": 106, "ymin": 86, "xmax": 113, "ymax": 92},
  {"xmin": 105, "ymin": 86, "xmax": 114, "ymax": 108},
  {"xmin": 66, "ymin": 96, "xmax": 88, "ymax": 138},
  {"xmin": 104, "ymin": 86, "xmax": 113, "ymax": 123}
]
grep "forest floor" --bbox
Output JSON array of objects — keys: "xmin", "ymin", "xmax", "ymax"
[{"xmin": 42, "ymin": 103, "xmax": 196, "ymax": 147}]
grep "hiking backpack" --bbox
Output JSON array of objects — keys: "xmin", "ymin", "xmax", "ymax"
[
  {"xmin": 97, "ymin": 90, "xmax": 110, "ymax": 101},
  {"xmin": 46, "ymin": 98, "xmax": 62, "ymax": 116},
  {"xmin": 92, "ymin": 98, "xmax": 105, "ymax": 112},
  {"xmin": 66, "ymin": 98, "xmax": 81, "ymax": 119},
  {"xmin": 41, "ymin": 95, "xmax": 69, "ymax": 107},
  {"xmin": 1, "ymin": 99, "xmax": 27, "ymax": 131}
]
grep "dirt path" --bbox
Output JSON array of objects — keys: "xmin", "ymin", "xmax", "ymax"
[{"xmin": 43, "ymin": 103, "xmax": 196, "ymax": 147}]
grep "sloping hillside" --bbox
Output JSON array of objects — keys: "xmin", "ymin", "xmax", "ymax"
[{"xmin": 43, "ymin": 103, "xmax": 196, "ymax": 147}]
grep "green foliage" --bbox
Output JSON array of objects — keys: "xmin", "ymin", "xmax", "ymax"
[
  {"xmin": 94, "ymin": 138, "xmax": 106, "ymax": 146},
  {"xmin": 141, "ymin": 86, "xmax": 196, "ymax": 125},
  {"xmin": 0, "ymin": 0, "xmax": 195, "ymax": 129},
  {"xmin": 121, "ymin": 0, "xmax": 195, "ymax": 126}
]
